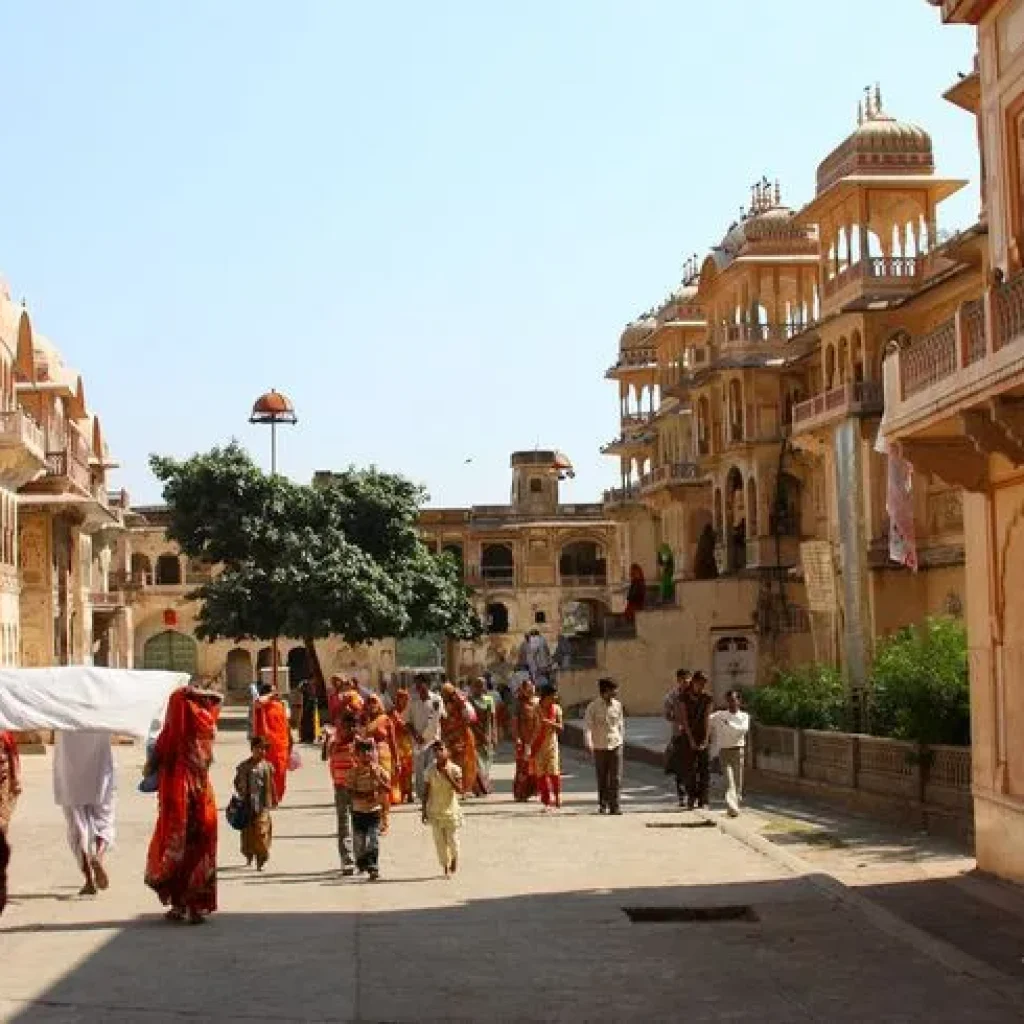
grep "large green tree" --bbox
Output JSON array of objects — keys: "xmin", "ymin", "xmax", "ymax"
[{"xmin": 149, "ymin": 444, "xmax": 480, "ymax": 688}]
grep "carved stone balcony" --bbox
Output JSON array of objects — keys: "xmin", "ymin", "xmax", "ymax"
[
  {"xmin": 639, "ymin": 461, "xmax": 705, "ymax": 495},
  {"xmin": 600, "ymin": 430, "xmax": 655, "ymax": 455},
  {"xmin": 823, "ymin": 255, "xmax": 927, "ymax": 313},
  {"xmin": 883, "ymin": 273, "xmax": 1024, "ymax": 491},
  {"xmin": 605, "ymin": 347, "xmax": 658, "ymax": 379},
  {"xmin": 602, "ymin": 484, "xmax": 644, "ymax": 511},
  {"xmin": 0, "ymin": 408, "xmax": 47, "ymax": 487},
  {"xmin": 791, "ymin": 380, "xmax": 884, "ymax": 437}
]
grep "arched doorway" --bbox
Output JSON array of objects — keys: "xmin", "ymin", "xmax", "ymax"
[
  {"xmin": 481, "ymin": 544, "xmax": 515, "ymax": 585},
  {"xmin": 559, "ymin": 541, "xmax": 607, "ymax": 585},
  {"xmin": 257, "ymin": 647, "xmax": 273, "ymax": 672},
  {"xmin": 143, "ymin": 630, "xmax": 198, "ymax": 675},
  {"xmin": 486, "ymin": 602, "xmax": 509, "ymax": 635},
  {"xmin": 155, "ymin": 553, "xmax": 182, "ymax": 586},
  {"xmin": 131, "ymin": 553, "xmax": 152, "ymax": 585},
  {"xmin": 226, "ymin": 647, "xmax": 253, "ymax": 692},
  {"xmin": 288, "ymin": 644, "xmax": 312, "ymax": 684},
  {"xmin": 726, "ymin": 467, "xmax": 747, "ymax": 570}
]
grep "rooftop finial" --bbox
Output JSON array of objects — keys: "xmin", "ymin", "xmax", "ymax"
[
  {"xmin": 864, "ymin": 85, "xmax": 873, "ymax": 120},
  {"xmin": 774, "ymin": 180, "xmax": 781, "ymax": 206},
  {"xmin": 857, "ymin": 99, "xmax": 864, "ymax": 126},
  {"xmin": 875, "ymin": 82, "xmax": 883, "ymax": 115}
]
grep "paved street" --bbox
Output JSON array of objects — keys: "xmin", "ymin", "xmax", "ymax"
[{"xmin": 2, "ymin": 729, "xmax": 1024, "ymax": 1023}]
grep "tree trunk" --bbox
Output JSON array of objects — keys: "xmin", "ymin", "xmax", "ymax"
[{"xmin": 304, "ymin": 636, "xmax": 326, "ymax": 701}]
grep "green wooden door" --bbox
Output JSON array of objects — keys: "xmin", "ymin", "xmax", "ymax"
[{"xmin": 143, "ymin": 630, "xmax": 198, "ymax": 675}]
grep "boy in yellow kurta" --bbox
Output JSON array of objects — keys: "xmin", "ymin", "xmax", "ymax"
[{"xmin": 422, "ymin": 741, "xmax": 464, "ymax": 878}]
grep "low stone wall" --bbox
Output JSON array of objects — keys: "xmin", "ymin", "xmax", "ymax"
[{"xmin": 748, "ymin": 724, "xmax": 973, "ymax": 844}]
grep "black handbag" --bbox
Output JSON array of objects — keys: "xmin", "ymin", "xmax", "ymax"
[{"xmin": 225, "ymin": 795, "xmax": 252, "ymax": 831}]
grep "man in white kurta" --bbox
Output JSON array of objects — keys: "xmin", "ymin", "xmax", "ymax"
[{"xmin": 53, "ymin": 731, "xmax": 116, "ymax": 895}]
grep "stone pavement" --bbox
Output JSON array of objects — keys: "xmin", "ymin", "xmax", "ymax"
[{"xmin": 2, "ymin": 729, "xmax": 1024, "ymax": 1022}]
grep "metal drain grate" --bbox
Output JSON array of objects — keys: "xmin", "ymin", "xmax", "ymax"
[
  {"xmin": 623, "ymin": 905, "xmax": 759, "ymax": 924},
  {"xmin": 645, "ymin": 820, "xmax": 716, "ymax": 829}
]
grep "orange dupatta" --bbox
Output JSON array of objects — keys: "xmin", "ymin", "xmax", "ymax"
[{"xmin": 253, "ymin": 696, "xmax": 291, "ymax": 803}]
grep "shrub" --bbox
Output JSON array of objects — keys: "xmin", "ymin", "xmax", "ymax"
[
  {"xmin": 869, "ymin": 616, "xmax": 970, "ymax": 746},
  {"xmin": 745, "ymin": 664, "xmax": 848, "ymax": 731}
]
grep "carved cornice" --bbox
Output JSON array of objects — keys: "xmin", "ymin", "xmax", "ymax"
[
  {"xmin": 962, "ymin": 409, "xmax": 1024, "ymax": 465},
  {"xmin": 900, "ymin": 438, "xmax": 988, "ymax": 492}
]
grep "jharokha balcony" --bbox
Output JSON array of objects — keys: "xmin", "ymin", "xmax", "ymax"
[
  {"xmin": 823, "ymin": 255, "xmax": 927, "ymax": 311},
  {"xmin": 602, "ymin": 483, "xmax": 644, "ymax": 510},
  {"xmin": 791, "ymin": 380, "xmax": 884, "ymax": 437},
  {"xmin": 883, "ymin": 270, "xmax": 1024, "ymax": 488},
  {"xmin": 605, "ymin": 346, "xmax": 658, "ymax": 379},
  {"xmin": 639, "ymin": 461, "xmax": 705, "ymax": 494}
]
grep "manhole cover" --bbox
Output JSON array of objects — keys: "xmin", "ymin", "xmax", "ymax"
[
  {"xmin": 645, "ymin": 820, "xmax": 716, "ymax": 829},
  {"xmin": 623, "ymin": 905, "xmax": 759, "ymax": 924}
]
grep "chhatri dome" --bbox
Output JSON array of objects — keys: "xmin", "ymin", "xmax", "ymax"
[{"xmin": 816, "ymin": 85, "xmax": 934, "ymax": 195}]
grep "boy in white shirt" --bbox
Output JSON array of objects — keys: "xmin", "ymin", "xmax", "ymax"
[
  {"xmin": 709, "ymin": 690, "xmax": 750, "ymax": 817},
  {"xmin": 422, "ymin": 741, "xmax": 464, "ymax": 878}
]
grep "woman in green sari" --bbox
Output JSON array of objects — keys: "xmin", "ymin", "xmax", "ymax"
[{"xmin": 469, "ymin": 678, "xmax": 498, "ymax": 796}]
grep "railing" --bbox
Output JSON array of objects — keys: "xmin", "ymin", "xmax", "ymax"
[
  {"xmin": 791, "ymin": 380, "xmax": 884, "ymax": 430},
  {"xmin": 994, "ymin": 270, "xmax": 1024, "ymax": 353},
  {"xmin": 90, "ymin": 590, "xmax": 122, "ymax": 608},
  {"xmin": 608, "ymin": 347, "xmax": 656, "ymax": 372},
  {"xmin": 0, "ymin": 408, "xmax": 45, "ymax": 456},
  {"xmin": 621, "ymin": 412, "xmax": 654, "ymax": 427},
  {"xmin": 824, "ymin": 255, "xmax": 923, "ymax": 298},
  {"xmin": 603, "ymin": 484, "xmax": 641, "ymax": 505},
  {"xmin": 961, "ymin": 297, "xmax": 985, "ymax": 365},
  {"xmin": 900, "ymin": 316, "xmax": 957, "ymax": 399},
  {"xmin": 560, "ymin": 573, "xmax": 608, "ymax": 587},
  {"xmin": 480, "ymin": 566, "xmax": 515, "ymax": 585},
  {"xmin": 717, "ymin": 322, "xmax": 805, "ymax": 345},
  {"xmin": 45, "ymin": 449, "xmax": 92, "ymax": 493}
]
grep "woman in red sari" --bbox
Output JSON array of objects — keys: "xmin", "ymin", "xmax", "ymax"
[
  {"xmin": 361, "ymin": 694, "xmax": 399, "ymax": 833},
  {"xmin": 389, "ymin": 688, "xmax": 415, "ymax": 805},
  {"xmin": 440, "ymin": 683, "xmax": 478, "ymax": 797},
  {"xmin": 144, "ymin": 686, "xmax": 222, "ymax": 924},
  {"xmin": 253, "ymin": 684, "xmax": 292, "ymax": 804},
  {"xmin": 0, "ymin": 731, "xmax": 21, "ymax": 917}
]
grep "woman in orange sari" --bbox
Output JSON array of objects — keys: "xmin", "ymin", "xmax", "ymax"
[
  {"xmin": 253, "ymin": 684, "xmax": 292, "ymax": 804},
  {"xmin": 144, "ymin": 685, "xmax": 221, "ymax": 924},
  {"xmin": 440, "ymin": 683, "xmax": 478, "ymax": 797},
  {"xmin": 0, "ymin": 730, "xmax": 21, "ymax": 917},
  {"xmin": 389, "ymin": 688, "xmax": 415, "ymax": 805},
  {"xmin": 361, "ymin": 694, "xmax": 399, "ymax": 833}
]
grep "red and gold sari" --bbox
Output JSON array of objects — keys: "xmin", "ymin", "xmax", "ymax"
[
  {"xmin": 514, "ymin": 693, "xmax": 541, "ymax": 802},
  {"xmin": 145, "ymin": 687, "xmax": 220, "ymax": 917},
  {"xmin": 441, "ymin": 693, "xmax": 478, "ymax": 797},
  {"xmin": 253, "ymin": 695, "xmax": 291, "ymax": 803},
  {"xmin": 390, "ymin": 692, "xmax": 414, "ymax": 804},
  {"xmin": 0, "ymin": 731, "xmax": 21, "ymax": 832},
  {"xmin": 363, "ymin": 697, "xmax": 398, "ymax": 832}
]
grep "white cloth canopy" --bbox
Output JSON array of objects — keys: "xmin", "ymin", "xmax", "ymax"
[
  {"xmin": 53, "ymin": 731, "xmax": 116, "ymax": 807},
  {"xmin": 0, "ymin": 667, "xmax": 186, "ymax": 738}
]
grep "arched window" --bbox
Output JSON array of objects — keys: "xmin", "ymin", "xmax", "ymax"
[
  {"xmin": 481, "ymin": 544, "xmax": 514, "ymax": 585},
  {"xmin": 747, "ymin": 476, "xmax": 759, "ymax": 536},
  {"xmin": 155, "ymin": 553, "xmax": 181, "ymax": 586},
  {"xmin": 825, "ymin": 345, "xmax": 836, "ymax": 391},
  {"xmin": 486, "ymin": 602, "xmax": 509, "ymax": 635},
  {"xmin": 725, "ymin": 468, "xmax": 747, "ymax": 571},
  {"xmin": 226, "ymin": 648, "xmax": 254, "ymax": 692},
  {"xmin": 559, "ymin": 541, "xmax": 607, "ymax": 585},
  {"xmin": 772, "ymin": 472, "xmax": 802, "ymax": 537},
  {"xmin": 728, "ymin": 379, "xmax": 743, "ymax": 442},
  {"xmin": 697, "ymin": 396, "xmax": 712, "ymax": 455},
  {"xmin": 838, "ymin": 336, "xmax": 849, "ymax": 386}
]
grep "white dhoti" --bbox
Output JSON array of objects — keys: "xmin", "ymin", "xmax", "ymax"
[{"xmin": 53, "ymin": 731, "xmax": 116, "ymax": 861}]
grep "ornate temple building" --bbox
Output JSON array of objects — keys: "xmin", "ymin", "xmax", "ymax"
[
  {"xmin": 879, "ymin": 0, "xmax": 1024, "ymax": 881},
  {"xmin": 0, "ymin": 280, "xmax": 132, "ymax": 675},
  {"xmin": 596, "ymin": 88, "xmax": 977, "ymax": 716}
]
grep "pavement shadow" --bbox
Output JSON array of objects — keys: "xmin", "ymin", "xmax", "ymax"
[{"xmin": 6, "ymin": 875, "xmax": 1024, "ymax": 1022}]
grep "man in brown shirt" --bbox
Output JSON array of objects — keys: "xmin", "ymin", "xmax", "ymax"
[{"xmin": 680, "ymin": 671, "xmax": 713, "ymax": 809}]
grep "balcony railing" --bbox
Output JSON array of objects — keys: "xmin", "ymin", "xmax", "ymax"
[
  {"xmin": 479, "ymin": 566, "xmax": 515, "ymax": 585},
  {"xmin": 824, "ymin": 255, "xmax": 924, "ymax": 300},
  {"xmin": 606, "ymin": 347, "xmax": 657, "ymax": 374},
  {"xmin": 901, "ymin": 317, "xmax": 957, "ymax": 400},
  {"xmin": 716, "ymin": 322, "xmax": 806, "ymax": 346},
  {"xmin": 560, "ymin": 573, "xmax": 608, "ymax": 587},
  {"xmin": 791, "ymin": 380, "xmax": 884, "ymax": 433},
  {"xmin": 45, "ymin": 449, "xmax": 92, "ymax": 493},
  {"xmin": 0, "ymin": 408, "xmax": 45, "ymax": 459},
  {"xmin": 603, "ymin": 484, "xmax": 642, "ymax": 506},
  {"xmin": 620, "ymin": 411, "xmax": 655, "ymax": 427}
]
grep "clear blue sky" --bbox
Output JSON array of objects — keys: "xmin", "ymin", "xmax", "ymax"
[{"xmin": 0, "ymin": 1, "xmax": 977, "ymax": 508}]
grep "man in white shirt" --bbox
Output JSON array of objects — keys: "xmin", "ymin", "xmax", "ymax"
[
  {"xmin": 709, "ymin": 690, "xmax": 750, "ymax": 817},
  {"xmin": 404, "ymin": 680, "xmax": 446, "ymax": 799},
  {"xmin": 584, "ymin": 678, "xmax": 625, "ymax": 815}
]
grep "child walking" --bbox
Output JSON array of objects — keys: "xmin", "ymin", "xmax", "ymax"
[
  {"xmin": 422, "ymin": 741, "xmax": 463, "ymax": 878},
  {"xmin": 234, "ymin": 736, "xmax": 277, "ymax": 870},
  {"xmin": 348, "ymin": 738, "xmax": 390, "ymax": 881}
]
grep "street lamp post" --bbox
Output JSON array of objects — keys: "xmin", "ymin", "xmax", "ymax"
[{"xmin": 249, "ymin": 389, "xmax": 298, "ymax": 692}]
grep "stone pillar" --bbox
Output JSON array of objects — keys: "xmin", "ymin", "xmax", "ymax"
[{"xmin": 834, "ymin": 419, "xmax": 872, "ymax": 716}]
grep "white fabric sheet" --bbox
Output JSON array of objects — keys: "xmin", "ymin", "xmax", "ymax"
[
  {"xmin": 53, "ymin": 731, "xmax": 116, "ymax": 807},
  {"xmin": 0, "ymin": 667, "xmax": 186, "ymax": 738}
]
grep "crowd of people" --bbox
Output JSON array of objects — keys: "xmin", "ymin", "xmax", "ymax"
[{"xmin": 0, "ymin": 662, "xmax": 751, "ymax": 925}]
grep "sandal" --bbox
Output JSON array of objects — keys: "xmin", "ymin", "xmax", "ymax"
[
  {"xmin": 187, "ymin": 911, "xmax": 206, "ymax": 925},
  {"xmin": 165, "ymin": 908, "xmax": 186, "ymax": 923}
]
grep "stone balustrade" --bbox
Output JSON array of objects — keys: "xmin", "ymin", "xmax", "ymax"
[
  {"xmin": 750, "ymin": 723, "xmax": 972, "ymax": 840},
  {"xmin": 791, "ymin": 380, "xmax": 884, "ymax": 433}
]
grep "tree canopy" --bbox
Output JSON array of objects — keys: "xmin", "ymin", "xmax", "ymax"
[{"xmin": 149, "ymin": 444, "xmax": 480, "ymax": 683}]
